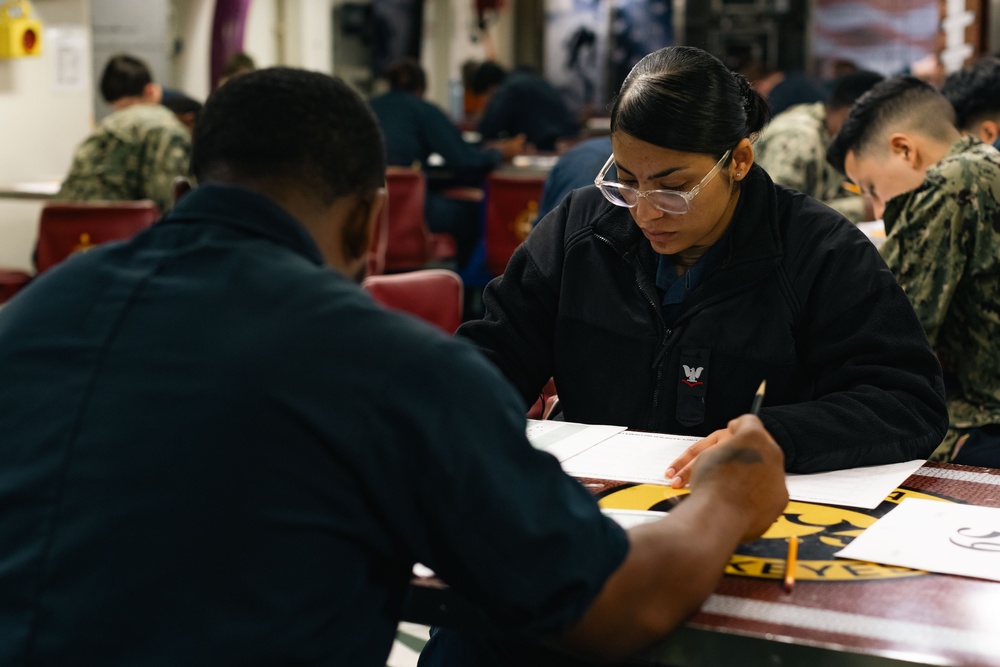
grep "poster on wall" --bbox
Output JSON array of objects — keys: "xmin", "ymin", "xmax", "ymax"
[
  {"xmin": 608, "ymin": 0, "xmax": 673, "ymax": 94},
  {"xmin": 48, "ymin": 26, "xmax": 88, "ymax": 94},
  {"xmin": 543, "ymin": 0, "xmax": 611, "ymax": 116},
  {"xmin": 812, "ymin": 0, "xmax": 939, "ymax": 78}
]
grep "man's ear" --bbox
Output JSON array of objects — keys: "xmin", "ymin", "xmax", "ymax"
[
  {"xmin": 144, "ymin": 82, "xmax": 163, "ymax": 104},
  {"xmin": 365, "ymin": 187, "xmax": 387, "ymax": 254},
  {"xmin": 172, "ymin": 177, "xmax": 193, "ymax": 206},
  {"xmin": 978, "ymin": 120, "xmax": 999, "ymax": 145},
  {"xmin": 888, "ymin": 133, "xmax": 919, "ymax": 168},
  {"xmin": 342, "ymin": 188, "xmax": 387, "ymax": 262}
]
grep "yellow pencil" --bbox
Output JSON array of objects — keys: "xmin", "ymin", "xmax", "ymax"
[{"xmin": 784, "ymin": 536, "xmax": 799, "ymax": 593}]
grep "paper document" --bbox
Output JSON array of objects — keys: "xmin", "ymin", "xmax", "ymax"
[
  {"xmin": 601, "ymin": 508, "xmax": 666, "ymax": 530},
  {"xmin": 532, "ymin": 420, "xmax": 924, "ymax": 509},
  {"xmin": 560, "ymin": 430, "xmax": 698, "ymax": 484},
  {"xmin": 525, "ymin": 419, "xmax": 626, "ymax": 462},
  {"xmin": 785, "ymin": 459, "xmax": 925, "ymax": 510},
  {"xmin": 836, "ymin": 498, "xmax": 1000, "ymax": 582}
]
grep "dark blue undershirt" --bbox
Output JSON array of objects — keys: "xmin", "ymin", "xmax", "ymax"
[{"xmin": 655, "ymin": 227, "xmax": 732, "ymax": 327}]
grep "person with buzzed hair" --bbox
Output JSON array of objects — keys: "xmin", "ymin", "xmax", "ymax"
[
  {"xmin": 57, "ymin": 54, "xmax": 190, "ymax": 213},
  {"xmin": 0, "ymin": 67, "xmax": 789, "ymax": 666},
  {"xmin": 828, "ymin": 75, "xmax": 1000, "ymax": 467},
  {"xmin": 941, "ymin": 56, "xmax": 1000, "ymax": 149}
]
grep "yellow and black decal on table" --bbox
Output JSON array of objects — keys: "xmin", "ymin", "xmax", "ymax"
[{"xmin": 592, "ymin": 481, "xmax": 957, "ymax": 582}]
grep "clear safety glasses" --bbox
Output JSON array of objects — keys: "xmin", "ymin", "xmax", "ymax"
[{"xmin": 594, "ymin": 150, "xmax": 731, "ymax": 214}]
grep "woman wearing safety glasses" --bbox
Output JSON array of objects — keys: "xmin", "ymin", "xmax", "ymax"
[{"xmin": 457, "ymin": 46, "xmax": 947, "ymax": 483}]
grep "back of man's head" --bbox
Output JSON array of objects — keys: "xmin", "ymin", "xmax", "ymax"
[
  {"xmin": 471, "ymin": 61, "xmax": 506, "ymax": 95},
  {"xmin": 827, "ymin": 70, "xmax": 885, "ymax": 110},
  {"xmin": 384, "ymin": 58, "xmax": 426, "ymax": 93},
  {"xmin": 827, "ymin": 75, "xmax": 956, "ymax": 173},
  {"xmin": 192, "ymin": 67, "xmax": 386, "ymax": 208},
  {"xmin": 100, "ymin": 54, "xmax": 153, "ymax": 104},
  {"xmin": 941, "ymin": 58, "xmax": 1000, "ymax": 133}
]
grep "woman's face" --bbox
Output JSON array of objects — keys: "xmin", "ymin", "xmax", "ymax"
[{"xmin": 609, "ymin": 132, "xmax": 742, "ymax": 255}]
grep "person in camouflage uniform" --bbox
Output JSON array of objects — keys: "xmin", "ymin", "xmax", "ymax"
[
  {"xmin": 828, "ymin": 75, "xmax": 1000, "ymax": 467},
  {"xmin": 58, "ymin": 54, "xmax": 190, "ymax": 214},
  {"xmin": 755, "ymin": 71, "xmax": 882, "ymax": 222}
]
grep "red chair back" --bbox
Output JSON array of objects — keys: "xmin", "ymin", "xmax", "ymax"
[
  {"xmin": 0, "ymin": 269, "xmax": 32, "ymax": 304},
  {"xmin": 362, "ymin": 269, "xmax": 464, "ymax": 334},
  {"xmin": 367, "ymin": 169, "xmax": 457, "ymax": 275},
  {"xmin": 35, "ymin": 200, "xmax": 159, "ymax": 273},
  {"xmin": 483, "ymin": 173, "xmax": 546, "ymax": 277},
  {"xmin": 379, "ymin": 169, "xmax": 433, "ymax": 272}
]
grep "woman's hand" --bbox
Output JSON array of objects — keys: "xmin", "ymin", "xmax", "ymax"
[{"xmin": 664, "ymin": 425, "xmax": 736, "ymax": 488}]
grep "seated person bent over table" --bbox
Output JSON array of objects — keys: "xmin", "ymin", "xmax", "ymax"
[
  {"xmin": 828, "ymin": 76, "xmax": 1000, "ymax": 468},
  {"xmin": 457, "ymin": 46, "xmax": 948, "ymax": 490},
  {"xmin": 0, "ymin": 67, "xmax": 789, "ymax": 666},
  {"xmin": 57, "ymin": 54, "xmax": 191, "ymax": 214},
  {"xmin": 369, "ymin": 58, "xmax": 524, "ymax": 268}
]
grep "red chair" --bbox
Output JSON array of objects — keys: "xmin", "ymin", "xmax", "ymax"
[
  {"xmin": 367, "ymin": 168, "xmax": 457, "ymax": 275},
  {"xmin": 483, "ymin": 172, "xmax": 546, "ymax": 277},
  {"xmin": 0, "ymin": 269, "xmax": 32, "ymax": 304},
  {"xmin": 362, "ymin": 269, "xmax": 464, "ymax": 334},
  {"xmin": 35, "ymin": 200, "xmax": 159, "ymax": 273}
]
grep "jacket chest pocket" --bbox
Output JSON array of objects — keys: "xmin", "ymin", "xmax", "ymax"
[{"xmin": 676, "ymin": 347, "xmax": 710, "ymax": 426}]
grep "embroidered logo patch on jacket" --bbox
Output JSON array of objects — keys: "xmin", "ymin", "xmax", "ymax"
[
  {"xmin": 681, "ymin": 365, "xmax": 704, "ymax": 387},
  {"xmin": 676, "ymin": 349, "xmax": 709, "ymax": 426}
]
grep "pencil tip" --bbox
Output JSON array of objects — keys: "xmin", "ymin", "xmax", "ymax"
[{"xmin": 757, "ymin": 379, "xmax": 766, "ymax": 394}]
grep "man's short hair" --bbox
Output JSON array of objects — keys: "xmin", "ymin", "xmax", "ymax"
[
  {"xmin": 100, "ymin": 54, "xmax": 153, "ymax": 104},
  {"xmin": 192, "ymin": 67, "xmax": 386, "ymax": 206},
  {"xmin": 941, "ymin": 57, "xmax": 1000, "ymax": 132},
  {"xmin": 827, "ymin": 75, "xmax": 956, "ymax": 173},
  {"xmin": 223, "ymin": 51, "xmax": 257, "ymax": 78},
  {"xmin": 827, "ymin": 70, "xmax": 885, "ymax": 110},
  {"xmin": 471, "ymin": 62, "xmax": 506, "ymax": 95},
  {"xmin": 384, "ymin": 58, "xmax": 426, "ymax": 93}
]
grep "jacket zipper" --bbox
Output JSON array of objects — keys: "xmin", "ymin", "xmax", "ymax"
[{"xmin": 594, "ymin": 233, "xmax": 676, "ymax": 425}]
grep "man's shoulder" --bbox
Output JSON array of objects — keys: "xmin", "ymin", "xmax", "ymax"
[
  {"xmin": 757, "ymin": 104, "xmax": 824, "ymax": 147},
  {"xmin": 930, "ymin": 140, "xmax": 1000, "ymax": 194},
  {"xmin": 102, "ymin": 104, "xmax": 189, "ymax": 141}
]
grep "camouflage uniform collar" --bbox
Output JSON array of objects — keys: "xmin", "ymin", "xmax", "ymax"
[
  {"xmin": 883, "ymin": 136, "xmax": 982, "ymax": 231},
  {"xmin": 161, "ymin": 183, "xmax": 325, "ymax": 266}
]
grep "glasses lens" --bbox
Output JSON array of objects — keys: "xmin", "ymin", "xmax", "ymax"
[
  {"xmin": 598, "ymin": 183, "xmax": 635, "ymax": 207},
  {"xmin": 647, "ymin": 191, "xmax": 690, "ymax": 214}
]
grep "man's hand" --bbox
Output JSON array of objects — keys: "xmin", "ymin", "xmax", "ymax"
[
  {"xmin": 491, "ymin": 133, "xmax": 527, "ymax": 161},
  {"xmin": 557, "ymin": 414, "xmax": 787, "ymax": 661},
  {"xmin": 688, "ymin": 415, "xmax": 788, "ymax": 542}
]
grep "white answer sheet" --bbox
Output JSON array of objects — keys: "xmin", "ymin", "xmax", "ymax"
[
  {"xmin": 559, "ymin": 430, "xmax": 698, "ymax": 484},
  {"xmin": 528, "ymin": 420, "xmax": 925, "ymax": 509},
  {"xmin": 836, "ymin": 498, "xmax": 1000, "ymax": 582},
  {"xmin": 525, "ymin": 419, "xmax": 627, "ymax": 462}
]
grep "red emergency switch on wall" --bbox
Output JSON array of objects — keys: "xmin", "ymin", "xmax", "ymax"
[{"xmin": 0, "ymin": 1, "xmax": 43, "ymax": 58}]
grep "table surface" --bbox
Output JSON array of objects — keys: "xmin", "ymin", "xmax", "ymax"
[
  {"xmin": 404, "ymin": 462, "xmax": 1000, "ymax": 667},
  {"xmin": 0, "ymin": 180, "xmax": 61, "ymax": 200}
]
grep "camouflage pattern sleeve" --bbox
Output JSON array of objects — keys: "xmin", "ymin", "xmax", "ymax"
[
  {"xmin": 755, "ymin": 122, "xmax": 820, "ymax": 198},
  {"xmin": 878, "ymin": 182, "xmax": 968, "ymax": 347},
  {"xmin": 140, "ymin": 125, "xmax": 191, "ymax": 214}
]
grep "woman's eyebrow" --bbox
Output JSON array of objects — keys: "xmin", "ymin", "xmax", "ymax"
[{"xmin": 615, "ymin": 161, "xmax": 687, "ymax": 179}]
